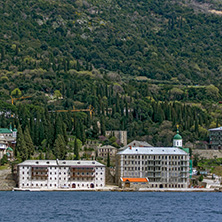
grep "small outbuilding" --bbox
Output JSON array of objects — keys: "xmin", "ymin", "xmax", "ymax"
[{"xmin": 120, "ymin": 177, "xmax": 149, "ymax": 189}]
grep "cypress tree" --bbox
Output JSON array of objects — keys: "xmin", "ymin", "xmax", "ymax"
[
  {"xmin": 74, "ymin": 138, "xmax": 79, "ymax": 160},
  {"xmin": 80, "ymin": 122, "xmax": 86, "ymax": 145},
  {"xmin": 62, "ymin": 123, "xmax": 68, "ymax": 144},
  {"xmin": 54, "ymin": 134, "xmax": 66, "ymax": 159},
  {"xmin": 54, "ymin": 115, "xmax": 63, "ymax": 140},
  {"xmin": 16, "ymin": 125, "xmax": 28, "ymax": 161},
  {"xmin": 100, "ymin": 116, "xmax": 106, "ymax": 136},
  {"xmin": 29, "ymin": 117, "xmax": 35, "ymax": 143},
  {"xmin": 75, "ymin": 120, "xmax": 81, "ymax": 140},
  {"xmin": 107, "ymin": 152, "xmax": 110, "ymax": 167},
  {"xmin": 24, "ymin": 126, "xmax": 35, "ymax": 158}
]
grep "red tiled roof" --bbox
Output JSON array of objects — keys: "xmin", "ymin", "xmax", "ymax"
[{"xmin": 121, "ymin": 178, "xmax": 148, "ymax": 182}]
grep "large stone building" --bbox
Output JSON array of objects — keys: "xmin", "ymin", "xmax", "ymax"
[
  {"xmin": 18, "ymin": 160, "xmax": 105, "ymax": 190},
  {"xmin": 209, "ymin": 127, "xmax": 222, "ymax": 150},
  {"xmin": 116, "ymin": 130, "xmax": 190, "ymax": 188},
  {"xmin": 97, "ymin": 145, "xmax": 117, "ymax": 159}
]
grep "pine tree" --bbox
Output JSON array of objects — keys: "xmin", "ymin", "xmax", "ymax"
[
  {"xmin": 74, "ymin": 138, "xmax": 79, "ymax": 160},
  {"xmin": 24, "ymin": 126, "xmax": 35, "ymax": 158},
  {"xmin": 16, "ymin": 125, "xmax": 28, "ymax": 161}
]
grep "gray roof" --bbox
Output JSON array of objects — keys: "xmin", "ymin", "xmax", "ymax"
[
  {"xmin": 119, "ymin": 140, "xmax": 153, "ymax": 151},
  {"xmin": 117, "ymin": 147, "xmax": 188, "ymax": 155},
  {"xmin": 98, "ymin": 145, "xmax": 117, "ymax": 149},
  {"xmin": 208, "ymin": 127, "xmax": 222, "ymax": 131},
  {"xmin": 18, "ymin": 160, "xmax": 105, "ymax": 167}
]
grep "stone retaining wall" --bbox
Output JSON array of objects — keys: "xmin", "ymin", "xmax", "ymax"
[{"xmin": 193, "ymin": 149, "xmax": 222, "ymax": 159}]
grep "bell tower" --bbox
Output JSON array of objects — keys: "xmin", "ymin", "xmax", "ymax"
[{"xmin": 173, "ymin": 125, "xmax": 183, "ymax": 147}]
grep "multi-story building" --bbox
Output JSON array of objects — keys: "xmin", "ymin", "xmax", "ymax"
[
  {"xmin": 116, "ymin": 147, "xmax": 190, "ymax": 188},
  {"xmin": 116, "ymin": 129, "xmax": 190, "ymax": 189},
  {"xmin": 209, "ymin": 127, "xmax": 222, "ymax": 150},
  {"xmin": 97, "ymin": 145, "xmax": 117, "ymax": 159},
  {"xmin": 18, "ymin": 160, "xmax": 105, "ymax": 190}
]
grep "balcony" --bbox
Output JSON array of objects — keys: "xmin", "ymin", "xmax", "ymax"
[
  {"xmin": 32, "ymin": 173, "xmax": 48, "ymax": 177},
  {"xmin": 32, "ymin": 168, "xmax": 48, "ymax": 172},
  {"xmin": 155, "ymin": 174, "xmax": 161, "ymax": 178},
  {"xmin": 181, "ymin": 169, "xmax": 189, "ymax": 173},
  {"xmin": 70, "ymin": 174, "xmax": 95, "ymax": 178},
  {"xmin": 148, "ymin": 168, "xmax": 161, "ymax": 172},
  {"xmin": 70, "ymin": 168, "xmax": 95, "ymax": 173}
]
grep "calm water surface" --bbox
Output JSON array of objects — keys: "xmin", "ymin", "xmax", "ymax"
[{"xmin": 0, "ymin": 191, "xmax": 221, "ymax": 222}]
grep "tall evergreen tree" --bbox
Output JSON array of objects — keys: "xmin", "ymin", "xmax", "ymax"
[
  {"xmin": 53, "ymin": 134, "xmax": 66, "ymax": 159},
  {"xmin": 24, "ymin": 126, "xmax": 35, "ymax": 158},
  {"xmin": 74, "ymin": 138, "xmax": 80, "ymax": 160},
  {"xmin": 100, "ymin": 116, "xmax": 106, "ymax": 136},
  {"xmin": 107, "ymin": 152, "xmax": 110, "ymax": 167},
  {"xmin": 16, "ymin": 125, "xmax": 28, "ymax": 161}
]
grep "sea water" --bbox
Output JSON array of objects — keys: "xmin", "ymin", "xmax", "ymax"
[{"xmin": 0, "ymin": 191, "xmax": 221, "ymax": 222}]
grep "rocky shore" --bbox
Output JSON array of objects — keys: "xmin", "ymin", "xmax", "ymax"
[{"xmin": 0, "ymin": 167, "xmax": 16, "ymax": 191}]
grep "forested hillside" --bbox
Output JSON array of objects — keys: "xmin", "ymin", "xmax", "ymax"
[
  {"xmin": 1, "ymin": 0, "xmax": 222, "ymax": 160},
  {"xmin": 1, "ymin": 0, "xmax": 222, "ymax": 82}
]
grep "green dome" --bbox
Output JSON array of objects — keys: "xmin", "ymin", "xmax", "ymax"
[
  {"xmin": 6, "ymin": 147, "xmax": 13, "ymax": 151},
  {"xmin": 173, "ymin": 133, "xmax": 182, "ymax": 140}
]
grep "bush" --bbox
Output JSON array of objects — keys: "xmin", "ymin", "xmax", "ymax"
[
  {"xmin": 198, "ymin": 175, "xmax": 204, "ymax": 182},
  {"xmin": 0, "ymin": 154, "xmax": 8, "ymax": 165}
]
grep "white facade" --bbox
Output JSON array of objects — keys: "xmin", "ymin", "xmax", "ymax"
[
  {"xmin": 18, "ymin": 160, "xmax": 105, "ymax": 190},
  {"xmin": 0, "ymin": 135, "xmax": 8, "ymax": 159},
  {"xmin": 116, "ymin": 147, "xmax": 190, "ymax": 188},
  {"xmin": 173, "ymin": 139, "xmax": 182, "ymax": 147}
]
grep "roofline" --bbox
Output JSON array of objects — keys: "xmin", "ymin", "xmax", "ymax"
[
  {"xmin": 117, "ymin": 146, "xmax": 189, "ymax": 155},
  {"xmin": 18, "ymin": 160, "xmax": 105, "ymax": 167}
]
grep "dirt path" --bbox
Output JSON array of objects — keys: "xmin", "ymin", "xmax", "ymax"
[{"xmin": 0, "ymin": 167, "xmax": 16, "ymax": 190}]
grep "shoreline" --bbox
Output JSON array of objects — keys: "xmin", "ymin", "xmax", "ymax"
[{"xmin": 10, "ymin": 187, "xmax": 218, "ymax": 192}]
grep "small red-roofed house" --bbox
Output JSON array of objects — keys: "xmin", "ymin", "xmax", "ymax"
[{"xmin": 120, "ymin": 177, "xmax": 149, "ymax": 189}]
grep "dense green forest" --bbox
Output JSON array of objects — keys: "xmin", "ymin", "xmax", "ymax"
[{"xmin": 1, "ymin": 0, "xmax": 222, "ymax": 161}]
